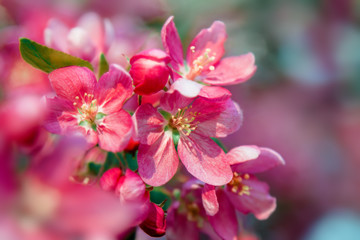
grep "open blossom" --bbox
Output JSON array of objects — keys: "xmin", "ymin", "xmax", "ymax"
[
  {"xmin": 130, "ymin": 49, "xmax": 171, "ymax": 95},
  {"xmin": 201, "ymin": 146, "xmax": 285, "ymax": 239},
  {"xmin": 166, "ymin": 180, "xmax": 237, "ymax": 240},
  {"xmin": 44, "ymin": 65, "xmax": 133, "ymax": 152},
  {"xmin": 161, "ymin": 16, "xmax": 257, "ymax": 87},
  {"xmin": 44, "ymin": 12, "xmax": 114, "ymax": 62},
  {"xmin": 133, "ymin": 86, "xmax": 242, "ymax": 186}
]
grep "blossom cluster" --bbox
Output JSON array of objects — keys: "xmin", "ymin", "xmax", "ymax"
[{"xmin": 3, "ymin": 13, "xmax": 284, "ymax": 239}]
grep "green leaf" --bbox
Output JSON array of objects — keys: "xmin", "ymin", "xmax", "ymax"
[
  {"xmin": 211, "ymin": 137, "xmax": 228, "ymax": 153},
  {"xmin": 95, "ymin": 112, "xmax": 107, "ymax": 120},
  {"xmin": 98, "ymin": 53, "xmax": 109, "ymax": 78},
  {"xmin": 150, "ymin": 187, "xmax": 172, "ymax": 211},
  {"xmin": 125, "ymin": 152, "xmax": 138, "ymax": 171},
  {"xmin": 88, "ymin": 162, "xmax": 102, "ymax": 175},
  {"xmin": 19, "ymin": 38, "xmax": 94, "ymax": 73},
  {"xmin": 159, "ymin": 109, "xmax": 171, "ymax": 120},
  {"xmin": 172, "ymin": 129, "xmax": 180, "ymax": 150}
]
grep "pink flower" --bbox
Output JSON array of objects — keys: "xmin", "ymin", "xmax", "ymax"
[
  {"xmin": 166, "ymin": 180, "xmax": 237, "ymax": 240},
  {"xmin": 130, "ymin": 49, "xmax": 171, "ymax": 95},
  {"xmin": 100, "ymin": 168, "xmax": 167, "ymax": 237},
  {"xmin": 224, "ymin": 146, "xmax": 285, "ymax": 220},
  {"xmin": 133, "ymin": 88, "xmax": 242, "ymax": 186},
  {"xmin": 161, "ymin": 16, "xmax": 257, "ymax": 86},
  {"xmin": 44, "ymin": 65, "xmax": 133, "ymax": 152},
  {"xmin": 100, "ymin": 168, "xmax": 149, "ymax": 205},
  {"xmin": 201, "ymin": 146, "xmax": 285, "ymax": 235},
  {"xmin": 44, "ymin": 12, "xmax": 114, "ymax": 62},
  {"xmin": 139, "ymin": 202, "xmax": 167, "ymax": 237}
]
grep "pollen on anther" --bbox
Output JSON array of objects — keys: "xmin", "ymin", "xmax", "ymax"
[
  {"xmin": 190, "ymin": 46, "xmax": 196, "ymax": 53},
  {"xmin": 244, "ymin": 174, "xmax": 250, "ymax": 180},
  {"xmin": 75, "ymin": 96, "xmax": 79, "ymax": 100},
  {"xmin": 209, "ymin": 66, "xmax": 215, "ymax": 71},
  {"xmin": 73, "ymin": 102, "xmax": 77, "ymax": 106}
]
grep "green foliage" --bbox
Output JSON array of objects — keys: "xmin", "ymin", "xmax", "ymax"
[
  {"xmin": 98, "ymin": 53, "xmax": 109, "ymax": 78},
  {"xmin": 88, "ymin": 162, "xmax": 102, "ymax": 175},
  {"xmin": 125, "ymin": 152, "xmax": 138, "ymax": 171},
  {"xmin": 150, "ymin": 187, "xmax": 172, "ymax": 211},
  {"xmin": 211, "ymin": 137, "xmax": 228, "ymax": 153},
  {"xmin": 19, "ymin": 38, "xmax": 94, "ymax": 73}
]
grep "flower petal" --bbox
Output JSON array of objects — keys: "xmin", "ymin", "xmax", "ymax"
[
  {"xmin": 44, "ymin": 18, "xmax": 69, "ymax": 52},
  {"xmin": 171, "ymin": 79, "xmax": 204, "ymax": 98},
  {"xmin": 230, "ymin": 147, "xmax": 285, "ymax": 174},
  {"xmin": 178, "ymin": 134, "xmax": 232, "ymax": 186},
  {"xmin": 116, "ymin": 169, "xmax": 146, "ymax": 203},
  {"xmin": 208, "ymin": 190, "xmax": 238, "ymax": 240},
  {"xmin": 96, "ymin": 64, "xmax": 133, "ymax": 114},
  {"xmin": 44, "ymin": 96, "xmax": 77, "ymax": 134},
  {"xmin": 186, "ymin": 21, "xmax": 227, "ymax": 69},
  {"xmin": 44, "ymin": 97, "xmax": 98, "ymax": 148},
  {"xmin": 227, "ymin": 145, "xmax": 261, "ymax": 165},
  {"xmin": 203, "ymin": 53, "xmax": 257, "ymax": 85},
  {"xmin": 225, "ymin": 176, "xmax": 276, "ymax": 220},
  {"xmin": 198, "ymin": 86, "xmax": 232, "ymax": 102},
  {"xmin": 160, "ymin": 83, "xmax": 196, "ymax": 115},
  {"xmin": 49, "ymin": 66, "xmax": 97, "ymax": 102},
  {"xmin": 161, "ymin": 16, "xmax": 184, "ymax": 71},
  {"xmin": 138, "ymin": 131, "xmax": 179, "ymax": 186},
  {"xmin": 139, "ymin": 202, "xmax": 167, "ymax": 237},
  {"xmin": 100, "ymin": 168, "xmax": 122, "ymax": 191},
  {"xmin": 77, "ymin": 12, "xmax": 106, "ymax": 53},
  {"xmin": 67, "ymin": 27, "xmax": 96, "ymax": 61},
  {"xmin": 97, "ymin": 110, "xmax": 133, "ymax": 152},
  {"xmin": 132, "ymin": 103, "xmax": 166, "ymax": 145},
  {"xmin": 202, "ymin": 184, "xmax": 219, "ymax": 216},
  {"xmin": 191, "ymin": 98, "xmax": 243, "ymax": 138}
]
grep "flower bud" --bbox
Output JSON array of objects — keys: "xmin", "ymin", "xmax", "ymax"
[
  {"xmin": 140, "ymin": 202, "xmax": 167, "ymax": 237},
  {"xmin": 130, "ymin": 49, "xmax": 171, "ymax": 95}
]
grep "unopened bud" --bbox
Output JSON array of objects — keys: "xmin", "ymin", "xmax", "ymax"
[{"xmin": 130, "ymin": 49, "xmax": 171, "ymax": 95}]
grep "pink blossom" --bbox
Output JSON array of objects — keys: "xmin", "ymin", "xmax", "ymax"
[
  {"xmin": 44, "ymin": 12, "xmax": 114, "ymax": 62},
  {"xmin": 166, "ymin": 180, "xmax": 237, "ymax": 240},
  {"xmin": 139, "ymin": 202, "xmax": 167, "ymax": 237},
  {"xmin": 44, "ymin": 65, "xmax": 133, "ymax": 152},
  {"xmin": 161, "ymin": 16, "xmax": 257, "ymax": 86},
  {"xmin": 130, "ymin": 49, "xmax": 171, "ymax": 95},
  {"xmin": 133, "ymin": 88, "xmax": 242, "ymax": 186},
  {"xmin": 100, "ymin": 168, "xmax": 167, "ymax": 237},
  {"xmin": 202, "ymin": 146, "xmax": 285, "ymax": 224}
]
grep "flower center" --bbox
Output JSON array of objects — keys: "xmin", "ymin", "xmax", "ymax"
[
  {"xmin": 228, "ymin": 172, "xmax": 251, "ymax": 196},
  {"xmin": 73, "ymin": 93, "xmax": 98, "ymax": 123},
  {"xmin": 186, "ymin": 202, "xmax": 200, "ymax": 222},
  {"xmin": 169, "ymin": 106, "xmax": 200, "ymax": 136},
  {"xmin": 186, "ymin": 46, "xmax": 216, "ymax": 80}
]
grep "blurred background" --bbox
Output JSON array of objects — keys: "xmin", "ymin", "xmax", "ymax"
[{"xmin": 1, "ymin": 0, "xmax": 360, "ymax": 239}]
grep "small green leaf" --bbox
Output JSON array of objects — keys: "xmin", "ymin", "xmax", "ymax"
[
  {"xmin": 79, "ymin": 120, "xmax": 89, "ymax": 128},
  {"xmin": 211, "ymin": 137, "xmax": 228, "ymax": 153},
  {"xmin": 150, "ymin": 187, "xmax": 172, "ymax": 211},
  {"xmin": 159, "ymin": 110, "xmax": 171, "ymax": 120},
  {"xmin": 95, "ymin": 112, "xmax": 107, "ymax": 120},
  {"xmin": 172, "ymin": 129, "xmax": 180, "ymax": 151},
  {"xmin": 98, "ymin": 53, "xmax": 109, "ymax": 78},
  {"xmin": 19, "ymin": 38, "xmax": 94, "ymax": 73}
]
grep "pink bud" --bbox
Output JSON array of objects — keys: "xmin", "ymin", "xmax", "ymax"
[
  {"xmin": 130, "ymin": 49, "xmax": 171, "ymax": 95},
  {"xmin": 99, "ymin": 168, "xmax": 122, "ymax": 191},
  {"xmin": 140, "ymin": 202, "xmax": 167, "ymax": 237}
]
